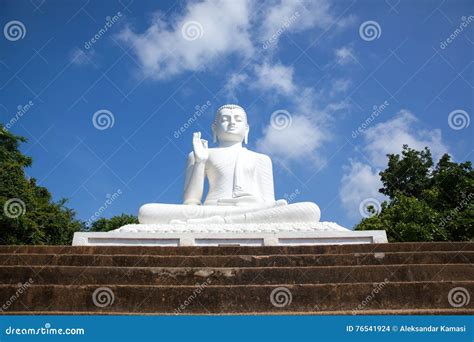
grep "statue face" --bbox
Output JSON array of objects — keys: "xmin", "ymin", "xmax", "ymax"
[{"xmin": 213, "ymin": 107, "xmax": 249, "ymax": 144}]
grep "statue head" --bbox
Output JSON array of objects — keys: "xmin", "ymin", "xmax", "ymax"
[{"xmin": 212, "ymin": 104, "xmax": 249, "ymax": 145}]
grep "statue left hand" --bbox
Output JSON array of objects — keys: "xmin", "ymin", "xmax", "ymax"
[{"xmin": 192, "ymin": 131, "xmax": 209, "ymax": 163}]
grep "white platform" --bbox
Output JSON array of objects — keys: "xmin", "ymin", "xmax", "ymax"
[{"xmin": 72, "ymin": 223, "xmax": 388, "ymax": 246}]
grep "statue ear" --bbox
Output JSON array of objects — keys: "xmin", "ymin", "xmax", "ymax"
[{"xmin": 244, "ymin": 125, "xmax": 249, "ymax": 145}]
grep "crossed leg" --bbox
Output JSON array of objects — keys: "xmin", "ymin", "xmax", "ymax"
[
  {"xmin": 138, "ymin": 202, "xmax": 278, "ymax": 224},
  {"xmin": 186, "ymin": 202, "xmax": 321, "ymax": 224}
]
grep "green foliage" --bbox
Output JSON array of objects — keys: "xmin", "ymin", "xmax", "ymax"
[
  {"xmin": 1, "ymin": 125, "xmax": 141, "ymax": 244},
  {"xmin": 379, "ymin": 146, "xmax": 433, "ymax": 199},
  {"xmin": 89, "ymin": 214, "xmax": 138, "ymax": 232},
  {"xmin": 0, "ymin": 125, "xmax": 83, "ymax": 245},
  {"xmin": 356, "ymin": 145, "xmax": 474, "ymax": 242}
]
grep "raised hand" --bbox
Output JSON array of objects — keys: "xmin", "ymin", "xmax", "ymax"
[{"xmin": 192, "ymin": 132, "xmax": 209, "ymax": 163}]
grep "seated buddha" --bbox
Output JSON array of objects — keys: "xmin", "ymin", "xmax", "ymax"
[{"xmin": 138, "ymin": 104, "xmax": 321, "ymax": 225}]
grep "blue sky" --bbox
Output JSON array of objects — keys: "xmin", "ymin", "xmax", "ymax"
[{"xmin": 1, "ymin": 0, "xmax": 472, "ymax": 228}]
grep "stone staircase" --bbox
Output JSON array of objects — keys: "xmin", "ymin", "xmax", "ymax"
[{"xmin": 0, "ymin": 242, "xmax": 472, "ymax": 314}]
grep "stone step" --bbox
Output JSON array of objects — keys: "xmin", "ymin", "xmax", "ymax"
[
  {"xmin": 2, "ymin": 308, "xmax": 470, "ymax": 315},
  {"xmin": 1, "ymin": 282, "xmax": 472, "ymax": 314},
  {"xmin": 2, "ymin": 264, "xmax": 472, "ymax": 285},
  {"xmin": 1, "ymin": 242, "xmax": 472, "ymax": 256},
  {"xmin": 1, "ymin": 242, "xmax": 472, "ymax": 315},
  {"xmin": 0, "ymin": 251, "xmax": 471, "ymax": 267}
]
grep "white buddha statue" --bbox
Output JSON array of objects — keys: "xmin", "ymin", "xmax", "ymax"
[{"xmin": 137, "ymin": 104, "xmax": 323, "ymax": 226}]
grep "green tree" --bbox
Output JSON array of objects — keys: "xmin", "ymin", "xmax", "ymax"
[
  {"xmin": 356, "ymin": 145, "xmax": 474, "ymax": 242},
  {"xmin": 379, "ymin": 147, "xmax": 433, "ymax": 199},
  {"xmin": 89, "ymin": 214, "xmax": 138, "ymax": 232},
  {"xmin": 0, "ymin": 125, "xmax": 83, "ymax": 245}
]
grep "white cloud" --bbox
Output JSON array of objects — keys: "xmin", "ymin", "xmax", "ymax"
[
  {"xmin": 251, "ymin": 58, "xmax": 352, "ymax": 166},
  {"xmin": 253, "ymin": 62, "xmax": 296, "ymax": 95},
  {"xmin": 256, "ymin": 114, "xmax": 326, "ymax": 164},
  {"xmin": 339, "ymin": 109, "xmax": 449, "ymax": 221},
  {"xmin": 364, "ymin": 109, "xmax": 447, "ymax": 167},
  {"xmin": 334, "ymin": 46, "xmax": 354, "ymax": 65},
  {"xmin": 259, "ymin": 0, "xmax": 334, "ymax": 42},
  {"xmin": 118, "ymin": 0, "xmax": 355, "ymax": 79},
  {"xmin": 225, "ymin": 61, "xmax": 297, "ymax": 99},
  {"xmin": 69, "ymin": 48, "xmax": 96, "ymax": 66},
  {"xmin": 340, "ymin": 161, "xmax": 384, "ymax": 220},
  {"xmin": 116, "ymin": 0, "xmax": 355, "ymax": 169},
  {"xmin": 329, "ymin": 78, "xmax": 351, "ymax": 96},
  {"xmin": 119, "ymin": 0, "xmax": 253, "ymax": 79},
  {"xmin": 224, "ymin": 72, "xmax": 249, "ymax": 100},
  {"xmin": 255, "ymin": 84, "xmax": 334, "ymax": 166}
]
